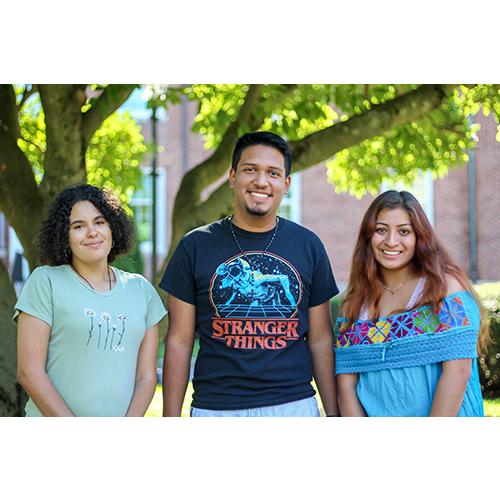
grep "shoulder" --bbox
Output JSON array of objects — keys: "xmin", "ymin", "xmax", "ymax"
[
  {"xmin": 27, "ymin": 264, "xmax": 65, "ymax": 283},
  {"xmin": 115, "ymin": 268, "xmax": 163, "ymax": 298},
  {"xmin": 445, "ymin": 274, "xmax": 467, "ymax": 295},
  {"xmin": 181, "ymin": 219, "xmax": 226, "ymax": 246},
  {"xmin": 281, "ymin": 219, "xmax": 324, "ymax": 246},
  {"xmin": 114, "ymin": 268, "xmax": 152, "ymax": 288}
]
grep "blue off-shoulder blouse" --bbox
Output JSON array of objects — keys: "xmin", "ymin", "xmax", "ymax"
[{"xmin": 334, "ymin": 291, "xmax": 484, "ymax": 416}]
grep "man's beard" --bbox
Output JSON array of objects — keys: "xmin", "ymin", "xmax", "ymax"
[{"xmin": 245, "ymin": 205, "xmax": 269, "ymax": 217}]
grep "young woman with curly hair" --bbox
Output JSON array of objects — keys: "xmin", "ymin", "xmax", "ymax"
[
  {"xmin": 15, "ymin": 184, "xmax": 167, "ymax": 416},
  {"xmin": 335, "ymin": 190, "xmax": 490, "ymax": 417}
]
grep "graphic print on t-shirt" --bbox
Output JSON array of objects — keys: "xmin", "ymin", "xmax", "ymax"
[
  {"xmin": 83, "ymin": 308, "xmax": 129, "ymax": 352},
  {"xmin": 209, "ymin": 252, "xmax": 303, "ymax": 350}
]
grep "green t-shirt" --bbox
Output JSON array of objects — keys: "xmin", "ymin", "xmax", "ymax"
[{"xmin": 14, "ymin": 265, "xmax": 167, "ymax": 416}]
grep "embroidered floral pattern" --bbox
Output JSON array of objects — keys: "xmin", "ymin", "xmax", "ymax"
[{"xmin": 336, "ymin": 295, "xmax": 470, "ymax": 349}]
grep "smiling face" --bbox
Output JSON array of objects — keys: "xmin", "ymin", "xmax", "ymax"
[
  {"xmin": 370, "ymin": 207, "xmax": 416, "ymax": 273},
  {"xmin": 229, "ymin": 144, "xmax": 291, "ymax": 221},
  {"xmin": 68, "ymin": 200, "xmax": 113, "ymax": 266}
]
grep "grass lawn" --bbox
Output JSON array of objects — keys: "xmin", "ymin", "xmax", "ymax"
[{"xmin": 145, "ymin": 385, "xmax": 500, "ymax": 417}]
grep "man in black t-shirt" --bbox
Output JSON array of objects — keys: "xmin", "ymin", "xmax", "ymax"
[{"xmin": 160, "ymin": 131, "xmax": 340, "ymax": 416}]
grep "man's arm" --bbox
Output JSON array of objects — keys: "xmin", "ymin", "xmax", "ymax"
[
  {"xmin": 162, "ymin": 295, "xmax": 196, "ymax": 417},
  {"xmin": 17, "ymin": 313, "xmax": 75, "ymax": 416},
  {"xmin": 307, "ymin": 301, "xmax": 339, "ymax": 417},
  {"xmin": 337, "ymin": 373, "xmax": 367, "ymax": 416},
  {"xmin": 125, "ymin": 325, "xmax": 159, "ymax": 416}
]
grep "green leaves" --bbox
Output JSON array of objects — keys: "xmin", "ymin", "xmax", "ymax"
[
  {"xmin": 327, "ymin": 89, "xmax": 477, "ymax": 197},
  {"xmin": 86, "ymin": 111, "xmax": 147, "ymax": 209}
]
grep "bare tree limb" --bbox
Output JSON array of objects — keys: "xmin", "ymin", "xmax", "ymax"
[
  {"xmin": 0, "ymin": 128, "xmax": 43, "ymax": 266},
  {"xmin": 173, "ymin": 84, "xmax": 264, "ymax": 212},
  {"xmin": 38, "ymin": 84, "xmax": 88, "ymax": 199},
  {"xmin": 289, "ymin": 84, "xmax": 462, "ymax": 173},
  {"xmin": 81, "ymin": 84, "xmax": 138, "ymax": 147},
  {"xmin": 0, "ymin": 84, "xmax": 20, "ymax": 140},
  {"xmin": 18, "ymin": 134, "xmax": 45, "ymax": 155},
  {"xmin": 17, "ymin": 84, "xmax": 37, "ymax": 110}
]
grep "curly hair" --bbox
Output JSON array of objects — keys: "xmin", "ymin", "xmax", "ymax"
[{"xmin": 37, "ymin": 184, "xmax": 135, "ymax": 265}]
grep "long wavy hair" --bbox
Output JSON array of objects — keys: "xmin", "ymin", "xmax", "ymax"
[{"xmin": 342, "ymin": 190, "xmax": 490, "ymax": 353}]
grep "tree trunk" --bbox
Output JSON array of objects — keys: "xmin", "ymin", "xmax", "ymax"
[{"xmin": 0, "ymin": 260, "xmax": 26, "ymax": 416}]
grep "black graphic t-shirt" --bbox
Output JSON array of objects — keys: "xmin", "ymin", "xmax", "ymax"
[{"xmin": 160, "ymin": 217, "xmax": 339, "ymax": 410}]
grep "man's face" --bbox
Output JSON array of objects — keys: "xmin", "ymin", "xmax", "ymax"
[{"xmin": 229, "ymin": 144, "xmax": 291, "ymax": 219}]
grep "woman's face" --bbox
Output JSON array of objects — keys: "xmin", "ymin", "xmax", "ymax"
[
  {"xmin": 370, "ymin": 207, "xmax": 416, "ymax": 273},
  {"xmin": 68, "ymin": 200, "xmax": 112, "ymax": 266}
]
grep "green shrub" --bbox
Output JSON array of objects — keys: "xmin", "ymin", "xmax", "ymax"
[{"xmin": 475, "ymin": 282, "xmax": 500, "ymax": 399}]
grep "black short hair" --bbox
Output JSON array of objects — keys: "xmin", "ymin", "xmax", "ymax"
[
  {"xmin": 231, "ymin": 131, "xmax": 292, "ymax": 176},
  {"xmin": 37, "ymin": 184, "xmax": 135, "ymax": 266}
]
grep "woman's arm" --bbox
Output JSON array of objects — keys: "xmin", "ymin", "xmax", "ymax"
[
  {"xmin": 337, "ymin": 373, "xmax": 366, "ymax": 416},
  {"xmin": 162, "ymin": 296, "xmax": 196, "ymax": 417},
  {"xmin": 429, "ymin": 275, "xmax": 472, "ymax": 416},
  {"xmin": 17, "ymin": 312, "xmax": 74, "ymax": 416},
  {"xmin": 429, "ymin": 359, "xmax": 472, "ymax": 416},
  {"xmin": 125, "ymin": 325, "xmax": 159, "ymax": 417}
]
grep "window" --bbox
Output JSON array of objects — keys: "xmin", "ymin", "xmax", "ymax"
[
  {"xmin": 278, "ymin": 173, "xmax": 302, "ymax": 223},
  {"xmin": 130, "ymin": 167, "xmax": 167, "ymax": 255}
]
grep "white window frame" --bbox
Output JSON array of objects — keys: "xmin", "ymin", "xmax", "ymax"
[
  {"xmin": 279, "ymin": 172, "xmax": 302, "ymax": 223},
  {"xmin": 130, "ymin": 166, "xmax": 167, "ymax": 255}
]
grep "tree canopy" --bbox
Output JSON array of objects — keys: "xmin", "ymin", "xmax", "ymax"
[{"xmin": 154, "ymin": 84, "xmax": 500, "ymax": 263}]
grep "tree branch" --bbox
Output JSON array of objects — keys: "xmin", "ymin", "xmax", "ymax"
[
  {"xmin": 156, "ymin": 180, "xmax": 234, "ymax": 281},
  {"xmin": 173, "ymin": 84, "xmax": 263, "ymax": 213},
  {"xmin": 18, "ymin": 134, "xmax": 45, "ymax": 155},
  {"xmin": 0, "ymin": 127, "xmax": 43, "ymax": 266},
  {"xmin": 289, "ymin": 84, "xmax": 462, "ymax": 173},
  {"xmin": 38, "ymin": 84, "xmax": 88, "ymax": 199},
  {"xmin": 0, "ymin": 84, "xmax": 20, "ymax": 140},
  {"xmin": 17, "ymin": 84, "xmax": 37, "ymax": 111},
  {"xmin": 81, "ymin": 84, "xmax": 138, "ymax": 146}
]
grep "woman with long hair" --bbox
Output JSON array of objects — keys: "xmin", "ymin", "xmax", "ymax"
[
  {"xmin": 335, "ymin": 190, "xmax": 489, "ymax": 416},
  {"xmin": 15, "ymin": 184, "xmax": 167, "ymax": 416}
]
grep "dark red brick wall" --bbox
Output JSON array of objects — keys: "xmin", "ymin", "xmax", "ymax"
[
  {"xmin": 475, "ymin": 112, "xmax": 500, "ymax": 280},
  {"xmin": 300, "ymin": 163, "xmax": 372, "ymax": 287}
]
